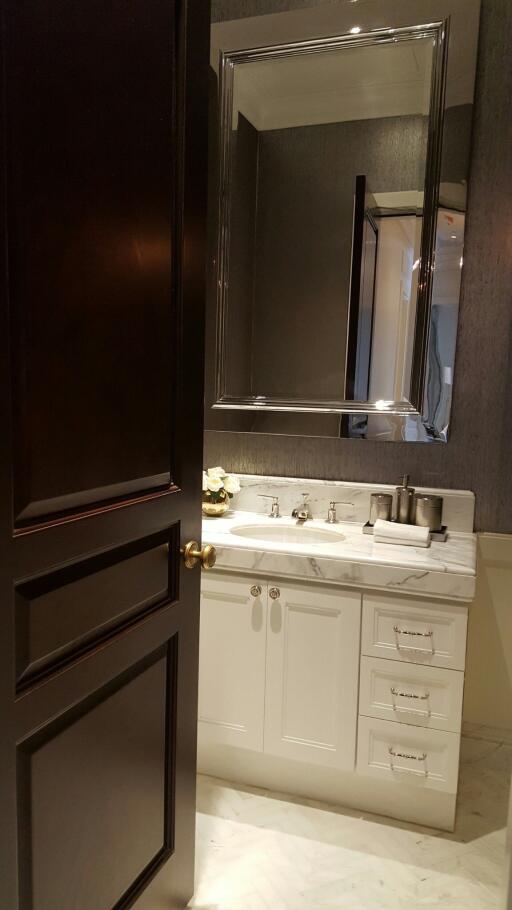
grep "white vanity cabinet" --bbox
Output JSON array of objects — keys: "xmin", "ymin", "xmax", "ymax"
[
  {"xmin": 198, "ymin": 573, "xmax": 361, "ymax": 770},
  {"xmin": 198, "ymin": 478, "xmax": 475, "ymax": 829},
  {"xmin": 198, "ymin": 570, "xmax": 469, "ymax": 831}
]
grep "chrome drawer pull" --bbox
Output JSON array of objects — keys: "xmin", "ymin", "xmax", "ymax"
[
  {"xmin": 388, "ymin": 746, "xmax": 427, "ymax": 762},
  {"xmin": 390, "ymin": 686, "xmax": 431, "ymax": 716},
  {"xmin": 393, "ymin": 626, "xmax": 433, "ymax": 638},
  {"xmin": 393, "ymin": 625, "xmax": 434, "ymax": 654},
  {"xmin": 390, "ymin": 687, "xmax": 430, "ymax": 701},
  {"xmin": 388, "ymin": 746, "xmax": 428, "ymax": 776}
]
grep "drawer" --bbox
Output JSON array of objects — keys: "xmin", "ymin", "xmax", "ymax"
[
  {"xmin": 361, "ymin": 594, "xmax": 468, "ymax": 670},
  {"xmin": 357, "ymin": 716, "xmax": 460, "ymax": 793},
  {"xmin": 359, "ymin": 656, "xmax": 464, "ymax": 732}
]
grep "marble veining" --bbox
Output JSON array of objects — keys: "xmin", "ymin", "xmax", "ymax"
[
  {"xmin": 204, "ymin": 510, "xmax": 477, "ymax": 601},
  {"xmin": 190, "ymin": 728, "xmax": 510, "ymax": 909}
]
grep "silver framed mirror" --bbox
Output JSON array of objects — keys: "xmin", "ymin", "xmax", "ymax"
[{"xmin": 206, "ymin": 0, "xmax": 480, "ymax": 442}]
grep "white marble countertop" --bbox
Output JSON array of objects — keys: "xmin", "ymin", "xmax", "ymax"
[{"xmin": 202, "ymin": 510, "xmax": 477, "ymax": 602}]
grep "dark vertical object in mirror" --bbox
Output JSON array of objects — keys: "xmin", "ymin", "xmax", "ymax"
[
  {"xmin": 346, "ymin": 175, "xmax": 378, "ymax": 401},
  {"xmin": 344, "ymin": 175, "xmax": 379, "ymax": 438}
]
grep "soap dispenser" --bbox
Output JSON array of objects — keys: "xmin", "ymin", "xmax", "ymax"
[{"xmin": 396, "ymin": 474, "xmax": 415, "ymax": 524}]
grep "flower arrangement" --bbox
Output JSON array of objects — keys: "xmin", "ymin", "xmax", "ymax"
[{"xmin": 202, "ymin": 467, "xmax": 240, "ymax": 516}]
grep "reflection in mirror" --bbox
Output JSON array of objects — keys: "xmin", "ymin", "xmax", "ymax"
[{"xmin": 205, "ymin": 7, "xmax": 478, "ymax": 442}]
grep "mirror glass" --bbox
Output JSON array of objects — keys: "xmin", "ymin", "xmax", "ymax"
[
  {"xmin": 205, "ymin": 13, "xmax": 475, "ymax": 442},
  {"xmin": 226, "ymin": 38, "xmax": 431, "ymax": 402}
]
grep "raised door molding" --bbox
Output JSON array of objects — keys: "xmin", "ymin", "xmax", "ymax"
[
  {"xmin": 264, "ymin": 583, "xmax": 361, "ymax": 769},
  {"xmin": 361, "ymin": 594, "xmax": 468, "ymax": 671},
  {"xmin": 359, "ymin": 656, "xmax": 464, "ymax": 733},
  {"xmin": 357, "ymin": 715, "xmax": 460, "ymax": 794},
  {"xmin": 198, "ymin": 572, "xmax": 267, "ymax": 751}
]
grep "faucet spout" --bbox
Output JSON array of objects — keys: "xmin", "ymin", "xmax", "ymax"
[{"xmin": 291, "ymin": 493, "xmax": 311, "ymax": 523}]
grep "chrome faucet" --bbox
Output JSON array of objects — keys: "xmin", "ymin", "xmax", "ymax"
[
  {"xmin": 259, "ymin": 494, "xmax": 280, "ymax": 518},
  {"xmin": 292, "ymin": 493, "xmax": 311, "ymax": 523}
]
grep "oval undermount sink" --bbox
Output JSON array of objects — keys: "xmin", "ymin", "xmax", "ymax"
[{"xmin": 231, "ymin": 523, "xmax": 345, "ymax": 545}]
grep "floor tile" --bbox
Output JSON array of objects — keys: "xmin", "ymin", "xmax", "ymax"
[{"xmin": 189, "ymin": 732, "xmax": 512, "ymax": 910}]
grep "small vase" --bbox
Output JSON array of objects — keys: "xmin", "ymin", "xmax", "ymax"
[{"xmin": 202, "ymin": 490, "xmax": 230, "ymax": 517}]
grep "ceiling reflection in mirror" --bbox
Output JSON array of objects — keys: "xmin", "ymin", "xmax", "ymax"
[{"xmin": 205, "ymin": 4, "xmax": 479, "ymax": 442}]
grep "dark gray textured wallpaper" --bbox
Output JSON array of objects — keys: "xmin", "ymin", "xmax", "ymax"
[{"xmin": 205, "ymin": 0, "xmax": 512, "ymax": 533}]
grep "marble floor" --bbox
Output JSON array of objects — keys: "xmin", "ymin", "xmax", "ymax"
[{"xmin": 189, "ymin": 727, "xmax": 512, "ymax": 910}]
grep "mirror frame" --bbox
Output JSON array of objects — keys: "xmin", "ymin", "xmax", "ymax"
[
  {"xmin": 207, "ymin": 0, "xmax": 481, "ymax": 444},
  {"xmin": 215, "ymin": 24, "xmax": 445, "ymax": 418}
]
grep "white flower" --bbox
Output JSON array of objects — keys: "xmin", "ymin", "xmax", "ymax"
[
  {"xmin": 207, "ymin": 466, "xmax": 226, "ymax": 479},
  {"xmin": 223, "ymin": 474, "xmax": 240, "ymax": 495},
  {"xmin": 202, "ymin": 471, "xmax": 209, "ymax": 492},
  {"xmin": 206, "ymin": 475, "xmax": 223, "ymax": 493}
]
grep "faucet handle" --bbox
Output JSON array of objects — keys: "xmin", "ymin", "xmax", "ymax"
[
  {"xmin": 258, "ymin": 494, "xmax": 280, "ymax": 518},
  {"xmin": 326, "ymin": 500, "xmax": 352, "ymax": 524}
]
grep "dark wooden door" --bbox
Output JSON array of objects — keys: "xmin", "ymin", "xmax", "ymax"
[{"xmin": 0, "ymin": 1, "xmax": 209, "ymax": 907}]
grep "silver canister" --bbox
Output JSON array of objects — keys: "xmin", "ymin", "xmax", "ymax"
[
  {"xmin": 413, "ymin": 494, "xmax": 443, "ymax": 531},
  {"xmin": 369, "ymin": 493, "xmax": 393, "ymax": 525},
  {"xmin": 395, "ymin": 474, "xmax": 415, "ymax": 524}
]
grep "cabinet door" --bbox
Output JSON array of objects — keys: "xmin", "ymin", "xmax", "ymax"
[
  {"xmin": 264, "ymin": 583, "xmax": 361, "ymax": 769},
  {"xmin": 198, "ymin": 573, "xmax": 267, "ymax": 751}
]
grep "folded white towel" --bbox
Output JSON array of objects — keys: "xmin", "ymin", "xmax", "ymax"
[{"xmin": 373, "ymin": 519, "xmax": 431, "ymax": 548}]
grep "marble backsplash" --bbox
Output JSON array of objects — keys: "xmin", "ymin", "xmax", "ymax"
[{"xmin": 229, "ymin": 473, "xmax": 475, "ymax": 533}]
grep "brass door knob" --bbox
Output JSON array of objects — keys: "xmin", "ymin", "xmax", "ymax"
[{"xmin": 182, "ymin": 541, "xmax": 217, "ymax": 570}]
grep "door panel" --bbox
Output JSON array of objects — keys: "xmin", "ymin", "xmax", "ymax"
[
  {"xmin": 16, "ymin": 527, "xmax": 177, "ymax": 690},
  {"xmin": 5, "ymin": 0, "xmax": 176, "ymax": 527},
  {"xmin": 264, "ymin": 583, "xmax": 361, "ymax": 769},
  {"xmin": 198, "ymin": 573, "xmax": 267, "ymax": 752},
  {"xmin": 0, "ymin": 0, "xmax": 210, "ymax": 906},
  {"xmin": 19, "ymin": 648, "xmax": 173, "ymax": 910}
]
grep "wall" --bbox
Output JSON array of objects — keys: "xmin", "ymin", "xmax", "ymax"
[
  {"xmin": 463, "ymin": 535, "xmax": 512, "ymax": 730},
  {"xmin": 205, "ymin": 0, "xmax": 512, "ymax": 534}
]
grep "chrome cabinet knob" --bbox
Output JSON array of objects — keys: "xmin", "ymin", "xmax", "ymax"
[
  {"xmin": 250, "ymin": 585, "xmax": 262, "ymax": 597},
  {"xmin": 269, "ymin": 586, "xmax": 280, "ymax": 600}
]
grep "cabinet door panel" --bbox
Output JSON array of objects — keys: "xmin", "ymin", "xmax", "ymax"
[
  {"xmin": 198, "ymin": 573, "xmax": 266, "ymax": 752},
  {"xmin": 359, "ymin": 656, "xmax": 464, "ymax": 732},
  {"xmin": 361, "ymin": 595, "xmax": 468, "ymax": 670},
  {"xmin": 264, "ymin": 584, "xmax": 361, "ymax": 769},
  {"xmin": 357, "ymin": 716, "xmax": 460, "ymax": 793}
]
